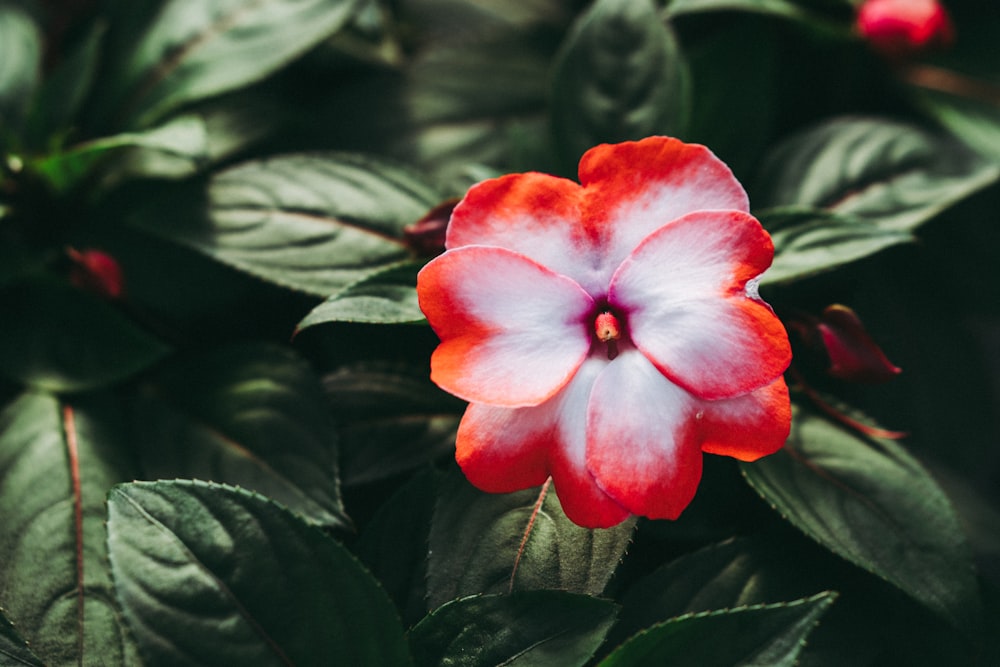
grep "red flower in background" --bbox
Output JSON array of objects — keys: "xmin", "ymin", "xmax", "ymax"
[
  {"xmin": 417, "ymin": 137, "xmax": 792, "ymax": 528},
  {"xmin": 857, "ymin": 0, "xmax": 954, "ymax": 59},
  {"xmin": 67, "ymin": 247, "xmax": 125, "ymax": 300}
]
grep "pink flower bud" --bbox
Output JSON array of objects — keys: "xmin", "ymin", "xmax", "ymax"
[
  {"xmin": 404, "ymin": 199, "xmax": 459, "ymax": 257},
  {"xmin": 857, "ymin": 0, "xmax": 954, "ymax": 59},
  {"xmin": 67, "ymin": 248, "xmax": 125, "ymax": 300},
  {"xmin": 817, "ymin": 304, "xmax": 901, "ymax": 384}
]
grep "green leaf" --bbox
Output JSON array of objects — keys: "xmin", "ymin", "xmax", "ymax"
[
  {"xmin": 759, "ymin": 207, "xmax": 912, "ymax": 285},
  {"xmin": 551, "ymin": 0, "xmax": 690, "ymax": 168},
  {"xmin": 0, "ymin": 279, "xmax": 169, "ymax": 393},
  {"xmin": 0, "ymin": 609, "xmax": 44, "ymax": 666},
  {"xmin": 665, "ymin": 0, "xmax": 851, "ymax": 29},
  {"xmin": 0, "ymin": 4, "xmax": 41, "ymax": 134},
  {"xmin": 297, "ymin": 261, "xmax": 426, "ymax": 330},
  {"xmin": 915, "ymin": 87, "xmax": 1000, "ymax": 163},
  {"xmin": 741, "ymin": 398, "xmax": 982, "ymax": 630},
  {"xmin": 409, "ymin": 591, "xmax": 618, "ymax": 667},
  {"xmin": 0, "ymin": 392, "xmax": 141, "ymax": 666},
  {"xmin": 90, "ymin": 0, "xmax": 361, "ymax": 129},
  {"xmin": 755, "ymin": 116, "xmax": 999, "ymax": 232},
  {"xmin": 598, "ymin": 592, "xmax": 837, "ymax": 667},
  {"xmin": 132, "ymin": 342, "xmax": 348, "ymax": 528},
  {"xmin": 106, "ymin": 480, "xmax": 413, "ymax": 666},
  {"xmin": 426, "ymin": 470, "xmax": 636, "ymax": 610},
  {"xmin": 131, "ymin": 152, "xmax": 442, "ymax": 296},
  {"xmin": 324, "ymin": 362, "xmax": 462, "ymax": 486}
]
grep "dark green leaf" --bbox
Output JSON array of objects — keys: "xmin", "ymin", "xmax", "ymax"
[
  {"xmin": 426, "ymin": 470, "xmax": 636, "ymax": 610},
  {"xmin": 0, "ymin": 4, "xmax": 41, "ymax": 133},
  {"xmin": 133, "ymin": 342, "xmax": 348, "ymax": 528},
  {"xmin": 91, "ymin": 0, "xmax": 361, "ymax": 129},
  {"xmin": 410, "ymin": 591, "xmax": 617, "ymax": 667},
  {"xmin": 0, "ymin": 392, "xmax": 141, "ymax": 665},
  {"xmin": 665, "ymin": 0, "xmax": 851, "ymax": 29},
  {"xmin": 0, "ymin": 279, "xmax": 169, "ymax": 393},
  {"xmin": 915, "ymin": 88, "xmax": 1000, "ymax": 163},
  {"xmin": 297, "ymin": 261, "xmax": 426, "ymax": 329},
  {"xmin": 131, "ymin": 153, "xmax": 442, "ymax": 296},
  {"xmin": 756, "ymin": 116, "xmax": 999, "ymax": 232},
  {"xmin": 106, "ymin": 480, "xmax": 413, "ymax": 667},
  {"xmin": 759, "ymin": 207, "xmax": 912, "ymax": 285},
  {"xmin": 551, "ymin": 0, "xmax": 690, "ymax": 167},
  {"xmin": 324, "ymin": 362, "xmax": 462, "ymax": 486},
  {"xmin": 742, "ymin": 398, "xmax": 982, "ymax": 630},
  {"xmin": 0, "ymin": 609, "xmax": 44, "ymax": 667},
  {"xmin": 598, "ymin": 591, "xmax": 837, "ymax": 667}
]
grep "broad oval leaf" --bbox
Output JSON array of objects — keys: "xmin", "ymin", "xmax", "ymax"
[
  {"xmin": 409, "ymin": 591, "xmax": 618, "ymax": 667},
  {"xmin": 106, "ymin": 480, "xmax": 413, "ymax": 667},
  {"xmin": 131, "ymin": 152, "xmax": 442, "ymax": 296},
  {"xmin": 132, "ymin": 342, "xmax": 348, "ymax": 528},
  {"xmin": 0, "ymin": 4, "xmax": 41, "ymax": 131},
  {"xmin": 760, "ymin": 207, "xmax": 912, "ymax": 285},
  {"xmin": 551, "ymin": 0, "xmax": 690, "ymax": 167},
  {"xmin": 426, "ymin": 471, "xmax": 636, "ymax": 610},
  {"xmin": 0, "ymin": 279, "xmax": 169, "ymax": 393},
  {"xmin": 598, "ymin": 592, "xmax": 837, "ymax": 667},
  {"xmin": 0, "ymin": 392, "xmax": 141, "ymax": 666},
  {"xmin": 741, "ymin": 399, "xmax": 982, "ymax": 630},
  {"xmin": 296, "ymin": 261, "xmax": 426, "ymax": 330},
  {"xmin": 755, "ymin": 116, "xmax": 999, "ymax": 232},
  {"xmin": 90, "ymin": 0, "xmax": 361, "ymax": 129}
]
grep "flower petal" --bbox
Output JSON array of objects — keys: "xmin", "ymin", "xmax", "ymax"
[
  {"xmin": 456, "ymin": 358, "xmax": 631, "ymax": 528},
  {"xmin": 418, "ymin": 246, "xmax": 594, "ymax": 406},
  {"xmin": 586, "ymin": 350, "xmax": 704, "ymax": 520},
  {"xmin": 610, "ymin": 210, "xmax": 791, "ymax": 399},
  {"xmin": 698, "ymin": 377, "xmax": 792, "ymax": 461},
  {"xmin": 580, "ymin": 137, "xmax": 750, "ymax": 285}
]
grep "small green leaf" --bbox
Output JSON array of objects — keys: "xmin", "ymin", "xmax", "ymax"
[
  {"xmin": 131, "ymin": 152, "xmax": 442, "ymax": 296},
  {"xmin": 106, "ymin": 480, "xmax": 413, "ymax": 667},
  {"xmin": 132, "ymin": 342, "xmax": 348, "ymax": 528},
  {"xmin": 426, "ymin": 470, "xmax": 636, "ymax": 610},
  {"xmin": 598, "ymin": 592, "xmax": 837, "ymax": 667},
  {"xmin": 0, "ymin": 4, "xmax": 41, "ymax": 133},
  {"xmin": 297, "ymin": 261, "xmax": 426, "ymax": 330},
  {"xmin": 742, "ymin": 399, "xmax": 982, "ymax": 630},
  {"xmin": 409, "ymin": 591, "xmax": 618, "ymax": 667},
  {"xmin": 551, "ymin": 0, "xmax": 690, "ymax": 167},
  {"xmin": 0, "ymin": 279, "xmax": 169, "ymax": 393},
  {"xmin": 756, "ymin": 116, "xmax": 999, "ymax": 232},
  {"xmin": 759, "ymin": 207, "xmax": 912, "ymax": 285},
  {"xmin": 324, "ymin": 362, "xmax": 462, "ymax": 486},
  {"xmin": 0, "ymin": 392, "xmax": 141, "ymax": 666},
  {"xmin": 90, "ymin": 0, "xmax": 362, "ymax": 129}
]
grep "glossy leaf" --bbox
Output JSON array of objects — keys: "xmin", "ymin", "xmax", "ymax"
[
  {"xmin": 426, "ymin": 471, "xmax": 636, "ymax": 610},
  {"xmin": 759, "ymin": 207, "xmax": 912, "ymax": 285},
  {"xmin": 742, "ymin": 399, "xmax": 981, "ymax": 630},
  {"xmin": 90, "ymin": 0, "xmax": 361, "ymax": 129},
  {"xmin": 106, "ymin": 480, "xmax": 413, "ymax": 666},
  {"xmin": 409, "ymin": 591, "xmax": 618, "ymax": 667},
  {"xmin": 131, "ymin": 153, "xmax": 442, "ymax": 296},
  {"xmin": 0, "ymin": 392, "xmax": 141, "ymax": 665},
  {"xmin": 296, "ymin": 261, "xmax": 425, "ymax": 330},
  {"xmin": 0, "ymin": 279, "xmax": 169, "ymax": 393},
  {"xmin": 132, "ymin": 342, "xmax": 348, "ymax": 528},
  {"xmin": 0, "ymin": 4, "xmax": 41, "ymax": 132},
  {"xmin": 598, "ymin": 592, "xmax": 837, "ymax": 667},
  {"xmin": 551, "ymin": 0, "xmax": 690, "ymax": 167},
  {"xmin": 756, "ymin": 116, "xmax": 999, "ymax": 232},
  {"xmin": 324, "ymin": 362, "xmax": 462, "ymax": 486}
]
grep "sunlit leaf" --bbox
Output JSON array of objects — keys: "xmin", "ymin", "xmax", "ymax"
[
  {"xmin": 598, "ymin": 592, "xmax": 837, "ymax": 667},
  {"xmin": 756, "ymin": 116, "xmax": 999, "ymax": 232},
  {"xmin": 132, "ymin": 342, "xmax": 348, "ymax": 528},
  {"xmin": 551, "ymin": 0, "xmax": 690, "ymax": 168},
  {"xmin": 759, "ymin": 207, "xmax": 912, "ymax": 285},
  {"xmin": 107, "ymin": 480, "xmax": 413, "ymax": 666},
  {"xmin": 742, "ymin": 398, "xmax": 982, "ymax": 630},
  {"xmin": 90, "ymin": 0, "xmax": 362, "ymax": 129},
  {"xmin": 0, "ymin": 4, "xmax": 41, "ymax": 132},
  {"xmin": 296, "ymin": 261, "xmax": 426, "ymax": 330},
  {"xmin": 0, "ymin": 392, "xmax": 141, "ymax": 665},
  {"xmin": 130, "ymin": 152, "xmax": 442, "ymax": 296},
  {"xmin": 409, "ymin": 591, "xmax": 618, "ymax": 667},
  {"xmin": 426, "ymin": 470, "xmax": 636, "ymax": 610},
  {"xmin": 0, "ymin": 279, "xmax": 169, "ymax": 393}
]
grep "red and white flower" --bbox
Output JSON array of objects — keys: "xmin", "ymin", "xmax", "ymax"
[{"xmin": 417, "ymin": 137, "xmax": 792, "ymax": 528}]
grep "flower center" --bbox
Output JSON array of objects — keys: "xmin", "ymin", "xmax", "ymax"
[{"xmin": 594, "ymin": 310, "xmax": 623, "ymax": 360}]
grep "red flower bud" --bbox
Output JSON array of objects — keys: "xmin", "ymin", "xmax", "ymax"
[
  {"xmin": 817, "ymin": 304, "xmax": 901, "ymax": 384},
  {"xmin": 857, "ymin": 0, "xmax": 954, "ymax": 59},
  {"xmin": 67, "ymin": 248, "xmax": 125, "ymax": 300},
  {"xmin": 404, "ymin": 199, "xmax": 459, "ymax": 257}
]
